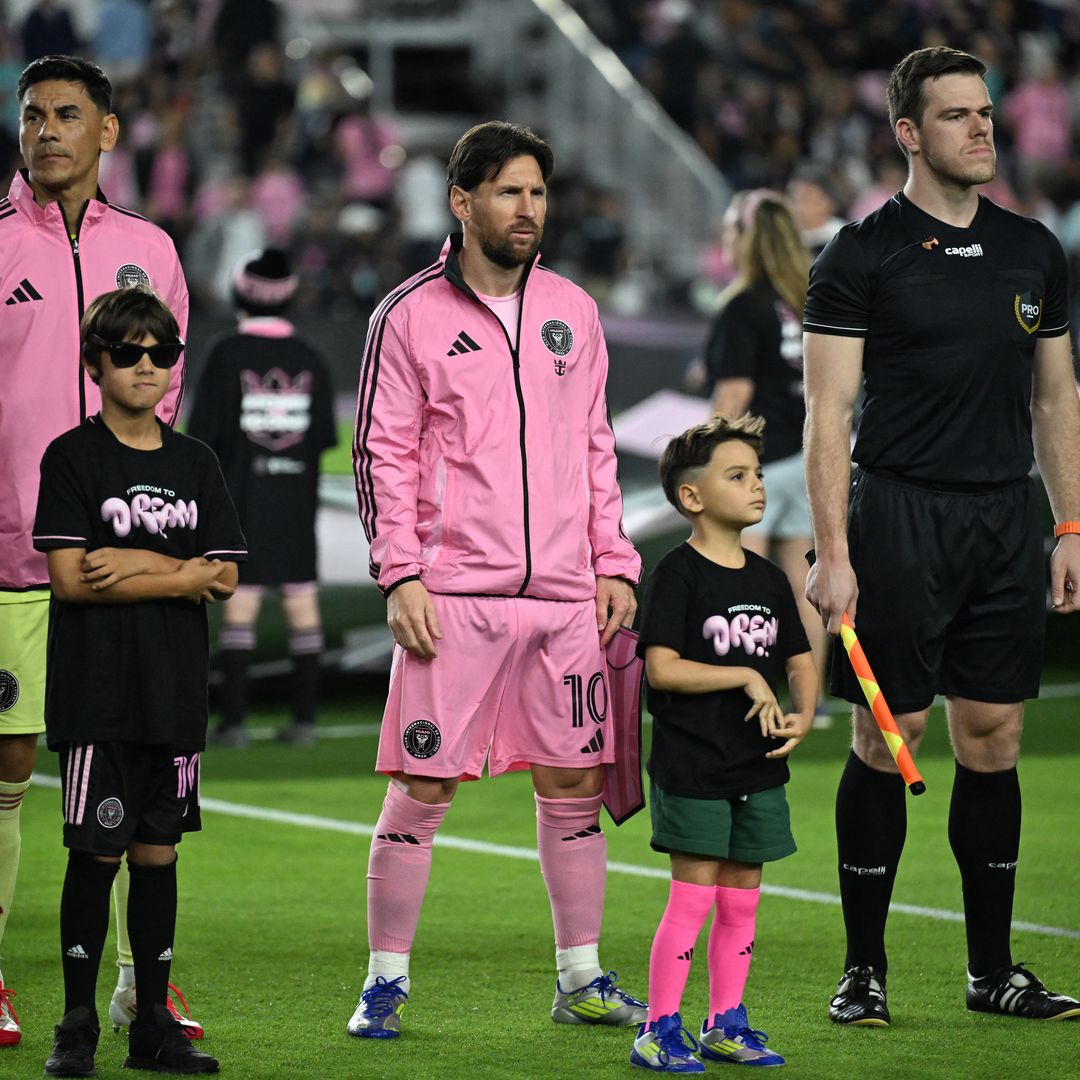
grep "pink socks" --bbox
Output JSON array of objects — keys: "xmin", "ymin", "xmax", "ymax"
[
  {"xmin": 708, "ymin": 886, "xmax": 760, "ymax": 1019},
  {"xmin": 645, "ymin": 882, "xmax": 761, "ymax": 1023},
  {"xmin": 535, "ymin": 793, "xmax": 606, "ymax": 949},
  {"xmin": 646, "ymin": 880, "xmax": 716, "ymax": 1022},
  {"xmin": 366, "ymin": 782, "xmax": 449, "ymax": 953}
]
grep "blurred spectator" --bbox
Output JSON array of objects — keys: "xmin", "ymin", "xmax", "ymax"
[
  {"xmin": 234, "ymin": 42, "xmax": 296, "ymax": 177},
  {"xmin": 250, "ymin": 155, "xmax": 307, "ymax": 245},
  {"xmin": 395, "ymin": 144, "xmax": 452, "ymax": 273},
  {"xmin": 20, "ymin": 0, "xmax": 78, "ymax": 60},
  {"xmin": 786, "ymin": 163, "xmax": 846, "ymax": 255},
  {"xmin": 93, "ymin": 0, "xmax": 152, "ymax": 84},
  {"xmin": 333, "ymin": 98, "xmax": 402, "ymax": 209},
  {"xmin": 185, "ymin": 175, "xmax": 267, "ymax": 307},
  {"xmin": 212, "ymin": 0, "xmax": 282, "ymax": 92}
]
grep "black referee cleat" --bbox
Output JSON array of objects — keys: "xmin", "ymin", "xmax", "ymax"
[
  {"xmin": 124, "ymin": 1004, "xmax": 219, "ymax": 1073},
  {"xmin": 45, "ymin": 1006, "xmax": 99, "ymax": 1077},
  {"xmin": 967, "ymin": 963, "xmax": 1080, "ymax": 1020},
  {"xmin": 829, "ymin": 965, "xmax": 890, "ymax": 1026}
]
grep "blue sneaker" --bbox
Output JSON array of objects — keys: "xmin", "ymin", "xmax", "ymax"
[
  {"xmin": 698, "ymin": 1005, "xmax": 784, "ymax": 1066},
  {"xmin": 551, "ymin": 971, "xmax": 647, "ymax": 1026},
  {"xmin": 630, "ymin": 1013, "xmax": 705, "ymax": 1073},
  {"xmin": 346, "ymin": 976, "xmax": 408, "ymax": 1039}
]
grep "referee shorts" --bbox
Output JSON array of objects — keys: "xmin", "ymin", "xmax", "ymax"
[{"xmin": 832, "ymin": 468, "xmax": 1045, "ymax": 714}]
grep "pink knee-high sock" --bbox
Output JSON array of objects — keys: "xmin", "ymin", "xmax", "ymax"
[
  {"xmin": 647, "ymin": 880, "xmax": 716, "ymax": 1023},
  {"xmin": 535, "ymin": 793, "xmax": 606, "ymax": 949},
  {"xmin": 708, "ymin": 885, "xmax": 761, "ymax": 1019},
  {"xmin": 366, "ymin": 782, "xmax": 449, "ymax": 953}
]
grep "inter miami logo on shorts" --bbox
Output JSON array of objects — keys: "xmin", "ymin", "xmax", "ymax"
[
  {"xmin": 540, "ymin": 319, "xmax": 574, "ymax": 377},
  {"xmin": 403, "ymin": 719, "xmax": 441, "ymax": 759},
  {"xmin": 96, "ymin": 797, "xmax": 125, "ymax": 829},
  {"xmin": 116, "ymin": 263, "xmax": 151, "ymax": 289},
  {"xmin": 1013, "ymin": 291, "xmax": 1042, "ymax": 334},
  {"xmin": 0, "ymin": 670, "xmax": 19, "ymax": 712}
]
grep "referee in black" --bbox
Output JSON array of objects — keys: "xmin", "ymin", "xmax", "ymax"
[{"xmin": 803, "ymin": 46, "xmax": 1080, "ymax": 1026}]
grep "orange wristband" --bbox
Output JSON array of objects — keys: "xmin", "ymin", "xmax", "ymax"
[{"xmin": 1054, "ymin": 521, "xmax": 1080, "ymax": 538}]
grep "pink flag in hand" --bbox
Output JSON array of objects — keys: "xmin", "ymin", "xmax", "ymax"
[{"xmin": 602, "ymin": 626, "xmax": 645, "ymax": 825}]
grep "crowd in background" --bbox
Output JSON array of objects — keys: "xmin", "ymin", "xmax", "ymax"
[{"xmin": 3, "ymin": 0, "xmax": 1080, "ymax": 337}]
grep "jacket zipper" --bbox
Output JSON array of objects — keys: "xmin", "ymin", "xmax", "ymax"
[{"xmin": 59, "ymin": 202, "xmax": 89, "ymax": 420}]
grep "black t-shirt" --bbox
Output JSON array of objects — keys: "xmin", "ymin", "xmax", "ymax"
[
  {"xmin": 704, "ymin": 283, "xmax": 805, "ymax": 464},
  {"xmin": 33, "ymin": 416, "xmax": 247, "ymax": 750},
  {"xmin": 186, "ymin": 324, "xmax": 337, "ymax": 585},
  {"xmin": 804, "ymin": 192, "xmax": 1069, "ymax": 488},
  {"xmin": 637, "ymin": 543, "xmax": 810, "ymax": 799}
]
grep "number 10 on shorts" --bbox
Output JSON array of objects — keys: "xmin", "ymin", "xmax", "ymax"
[{"xmin": 562, "ymin": 672, "xmax": 608, "ymax": 728}]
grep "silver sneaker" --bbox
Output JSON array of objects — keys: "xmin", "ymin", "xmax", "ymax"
[{"xmin": 551, "ymin": 971, "xmax": 647, "ymax": 1026}]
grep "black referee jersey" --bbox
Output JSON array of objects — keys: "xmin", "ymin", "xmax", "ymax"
[{"xmin": 804, "ymin": 191, "xmax": 1070, "ymax": 489}]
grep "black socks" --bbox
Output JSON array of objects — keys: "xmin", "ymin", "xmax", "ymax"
[
  {"xmin": 948, "ymin": 760, "xmax": 1020, "ymax": 977},
  {"xmin": 835, "ymin": 751, "xmax": 907, "ymax": 975}
]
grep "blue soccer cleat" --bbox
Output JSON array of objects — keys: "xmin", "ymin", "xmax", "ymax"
[
  {"xmin": 346, "ymin": 976, "xmax": 408, "ymax": 1039},
  {"xmin": 631, "ymin": 1013, "xmax": 705, "ymax": 1073},
  {"xmin": 699, "ymin": 1004, "xmax": 785, "ymax": 1066}
]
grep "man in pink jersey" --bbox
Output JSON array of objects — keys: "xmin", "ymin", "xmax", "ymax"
[
  {"xmin": 349, "ymin": 121, "xmax": 645, "ymax": 1038},
  {"xmin": 0, "ymin": 55, "xmax": 199, "ymax": 1048}
]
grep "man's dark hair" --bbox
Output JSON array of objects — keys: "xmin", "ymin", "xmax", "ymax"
[
  {"xmin": 446, "ymin": 121, "xmax": 554, "ymax": 192},
  {"xmin": 886, "ymin": 46, "xmax": 986, "ymax": 130},
  {"xmin": 658, "ymin": 414, "xmax": 766, "ymax": 518},
  {"xmin": 17, "ymin": 55, "xmax": 113, "ymax": 114},
  {"xmin": 81, "ymin": 286, "xmax": 181, "ymax": 381}
]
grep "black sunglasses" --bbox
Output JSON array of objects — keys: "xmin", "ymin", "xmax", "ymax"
[{"xmin": 88, "ymin": 334, "xmax": 185, "ymax": 369}]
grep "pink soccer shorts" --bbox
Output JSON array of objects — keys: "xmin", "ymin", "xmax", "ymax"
[{"xmin": 376, "ymin": 594, "xmax": 615, "ymax": 779}]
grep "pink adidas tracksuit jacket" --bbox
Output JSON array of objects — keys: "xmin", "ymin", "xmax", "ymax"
[
  {"xmin": 0, "ymin": 170, "xmax": 189, "ymax": 590},
  {"xmin": 353, "ymin": 234, "xmax": 640, "ymax": 600}
]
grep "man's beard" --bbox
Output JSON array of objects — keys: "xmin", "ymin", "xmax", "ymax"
[
  {"xmin": 923, "ymin": 143, "xmax": 996, "ymax": 189},
  {"xmin": 480, "ymin": 227, "xmax": 542, "ymax": 269}
]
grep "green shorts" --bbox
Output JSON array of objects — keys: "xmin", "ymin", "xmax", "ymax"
[
  {"xmin": 0, "ymin": 591, "xmax": 48, "ymax": 735},
  {"xmin": 649, "ymin": 779, "xmax": 796, "ymax": 863}
]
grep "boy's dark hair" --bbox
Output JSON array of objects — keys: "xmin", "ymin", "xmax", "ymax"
[
  {"xmin": 659, "ymin": 414, "xmax": 766, "ymax": 518},
  {"xmin": 886, "ymin": 47, "xmax": 986, "ymax": 133},
  {"xmin": 446, "ymin": 121, "xmax": 554, "ymax": 192},
  {"xmin": 17, "ymin": 55, "xmax": 113, "ymax": 114},
  {"xmin": 81, "ymin": 286, "xmax": 181, "ymax": 382}
]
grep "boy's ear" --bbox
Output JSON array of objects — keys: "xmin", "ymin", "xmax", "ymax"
[
  {"xmin": 678, "ymin": 482, "xmax": 701, "ymax": 515},
  {"xmin": 82, "ymin": 353, "xmax": 102, "ymax": 385}
]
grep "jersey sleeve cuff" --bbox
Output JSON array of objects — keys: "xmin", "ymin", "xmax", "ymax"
[{"xmin": 802, "ymin": 321, "xmax": 868, "ymax": 338}]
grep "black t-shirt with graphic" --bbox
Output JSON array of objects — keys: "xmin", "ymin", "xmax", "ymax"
[
  {"xmin": 33, "ymin": 415, "xmax": 247, "ymax": 750},
  {"xmin": 704, "ymin": 283, "xmax": 805, "ymax": 464},
  {"xmin": 637, "ymin": 543, "xmax": 810, "ymax": 799},
  {"xmin": 804, "ymin": 192, "xmax": 1069, "ymax": 488},
  {"xmin": 186, "ymin": 323, "xmax": 337, "ymax": 584}
]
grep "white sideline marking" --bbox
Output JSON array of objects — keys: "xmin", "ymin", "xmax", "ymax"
[{"xmin": 31, "ymin": 772, "xmax": 1080, "ymax": 941}]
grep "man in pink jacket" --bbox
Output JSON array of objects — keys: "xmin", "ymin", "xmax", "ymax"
[
  {"xmin": 0, "ymin": 55, "xmax": 194, "ymax": 1048},
  {"xmin": 348, "ymin": 121, "xmax": 645, "ymax": 1039}
]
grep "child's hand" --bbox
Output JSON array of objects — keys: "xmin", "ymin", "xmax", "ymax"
[
  {"xmin": 742, "ymin": 670, "xmax": 782, "ymax": 737},
  {"xmin": 175, "ymin": 558, "xmax": 230, "ymax": 604},
  {"xmin": 765, "ymin": 711, "xmax": 813, "ymax": 759},
  {"xmin": 80, "ymin": 547, "xmax": 149, "ymax": 590}
]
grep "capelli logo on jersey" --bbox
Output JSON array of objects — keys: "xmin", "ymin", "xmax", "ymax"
[
  {"xmin": 944, "ymin": 244, "xmax": 984, "ymax": 257},
  {"xmin": 1014, "ymin": 291, "xmax": 1042, "ymax": 334}
]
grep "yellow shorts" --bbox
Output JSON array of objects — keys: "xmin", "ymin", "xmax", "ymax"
[{"xmin": 0, "ymin": 590, "xmax": 48, "ymax": 735}]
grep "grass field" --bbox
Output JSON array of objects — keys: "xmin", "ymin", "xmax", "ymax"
[{"xmin": 3, "ymin": 680, "xmax": 1079, "ymax": 1079}]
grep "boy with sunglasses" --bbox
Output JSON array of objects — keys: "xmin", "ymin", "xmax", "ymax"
[{"xmin": 32, "ymin": 286, "xmax": 246, "ymax": 1077}]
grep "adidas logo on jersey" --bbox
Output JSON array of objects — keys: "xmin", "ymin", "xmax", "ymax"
[
  {"xmin": 447, "ymin": 330, "xmax": 481, "ymax": 356},
  {"xmin": 5, "ymin": 277, "xmax": 43, "ymax": 305},
  {"xmin": 65, "ymin": 944, "xmax": 89, "ymax": 959},
  {"xmin": 158, "ymin": 947, "xmax": 173, "ymax": 961}
]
